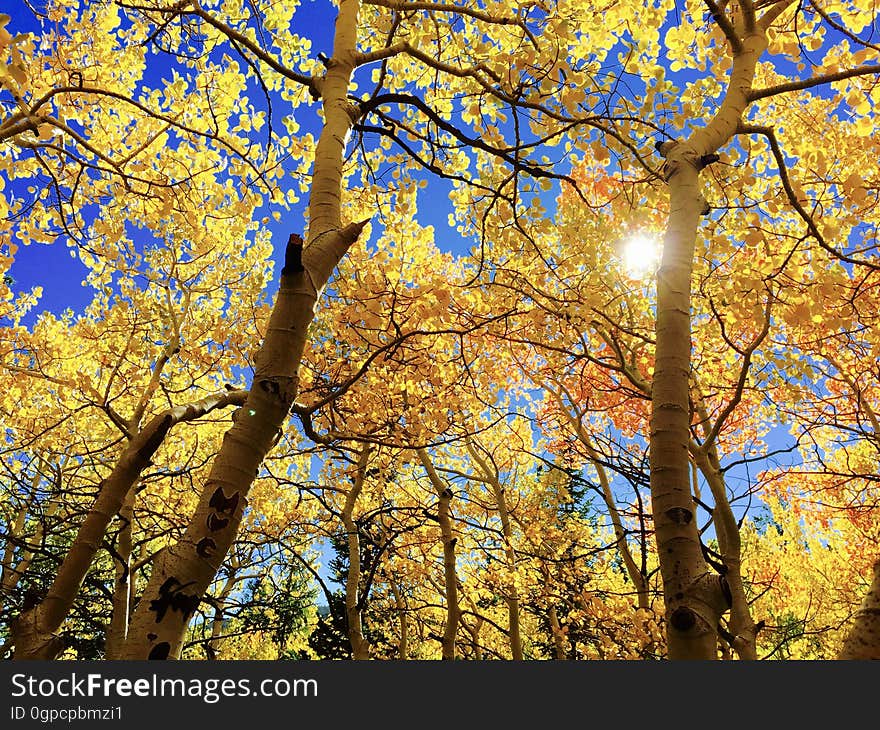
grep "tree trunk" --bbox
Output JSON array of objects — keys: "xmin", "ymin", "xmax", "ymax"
[
  {"xmin": 548, "ymin": 604, "xmax": 567, "ymax": 660},
  {"xmin": 540, "ymin": 381, "xmax": 652, "ymax": 612},
  {"xmin": 104, "ymin": 489, "xmax": 134, "ymax": 659},
  {"xmin": 492, "ymin": 481, "xmax": 523, "ymax": 660},
  {"xmin": 204, "ymin": 560, "xmax": 238, "ymax": 660},
  {"xmin": 120, "ymin": 0, "xmax": 368, "ymax": 660},
  {"xmin": 839, "ymin": 558, "xmax": 880, "ymax": 659},
  {"xmin": 390, "ymin": 581, "xmax": 408, "ymax": 660},
  {"xmin": 417, "ymin": 449, "xmax": 460, "ymax": 660},
  {"xmin": 466, "ymin": 442, "xmax": 523, "ymax": 660},
  {"xmin": 1, "ymin": 476, "xmax": 54, "ymax": 600},
  {"xmin": 649, "ymin": 28, "xmax": 768, "ymax": 660},
  {"xmin": 690, "ymin": 397, "xmax": 759, "ymax": 660},
  {"xmin": 541, "ymin": 563, "xmax": 568, "ymax": 660},
  {"xmin": 652, "ymin": 146, "xmax": 723, "ymax": 660},
  {"xmin": 343, "ymin": 446, "xmax": 372, "ymax": 660},
  {"xmin": 11, "ymin": 390, "xmax": 246, "ymax": 660},
  {"xmin": 120, "ymin": 224, "xmax": 365, "ymax": 659}
]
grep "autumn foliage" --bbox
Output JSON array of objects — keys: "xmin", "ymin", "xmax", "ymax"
[{"xmin": 1, "ymin": 0, "xmax": 879, "ymax": 660}]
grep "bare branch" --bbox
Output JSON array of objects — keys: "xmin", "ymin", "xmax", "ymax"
[{"xmin": 748, "ymin": 64, "xmax": 880, "ymax": 101}]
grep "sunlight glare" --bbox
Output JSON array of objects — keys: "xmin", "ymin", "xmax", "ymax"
[{"xmin": 621, "ymin": 234, "xmax": 661, "ymax": 279}]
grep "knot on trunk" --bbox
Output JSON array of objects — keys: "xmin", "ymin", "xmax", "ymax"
[
  {"xmin": 687, "ymin": 572, "xmax": 734, "ymax": 621},
  {"xmin": 668, "ymin": 572, "xmax": 733, "ymax": 643},
  {"xmin": 655, "ymin": 140, "xmax": 717, "ymax": 182},
  {"xmin": 670, "ymin": 606, "xmax": 697, "ymax": 631},
  {"xmin": 664, "ymin": 506, "xmax": 693, "ymax": 525}
]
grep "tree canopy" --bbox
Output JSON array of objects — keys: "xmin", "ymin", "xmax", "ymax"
[{"xmin": 1, "ymin": 0, "xmax": 879, "ymax": 661}]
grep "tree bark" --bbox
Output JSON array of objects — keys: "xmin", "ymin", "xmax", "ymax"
[
  {"xmin": 1, "ymin": 472, "xmax": 54, "ymax": 600},
  {"xmin": 650, "ymin": 28, "xmax": 767, "ymax": 660},
  {"xmin": 466, "ymin": 442, "xmax": 523, "ymax": 660},
  {"xmin": 11, "ymin": 389, "xmax": 246, "ymax": 660},
  {"xmin": 491, "ymin": 480, "xmax": 523, "ymax": 660},
  {"xmin": 104, "ymin": 489, "xmax": 134, "ymax": 659},
  {"xmin": 461, "ymin": 596, "xmax": 484, "ymax": 660},
  {"xmin": 550, "ymin": 392, "xmax": 652, "ymax": 610},
  {"xmin": 540, "ymin": 564, "xmax": 567, "ymax": 659},
  {"xmin": 204, "ymin": 559, "xmax": 239, "ymax": 660},
  {"xmin": 689, "ymin": 391, "xmax": 759, "ymax": 659},
  {"xmin": 390, "ymin": 581, "xmax": 408, "ymax": 660},
  {"xmin": 548, "ymin": 604, "xmax": 567, "ymax": 660},
  {"xmin": 417, "ymin": 449, "xmax": 460, "ymax": 660},
  {"xmin": 343, "ymin": 446, "xmax": 372, "ymax": 660},
  {"xmin": 839, "ymin": 558, "xmax": 880, "ymax": 659},
  {"xmin": 120, "ymin": 0, "xmax": 368, "ymax": 660}
]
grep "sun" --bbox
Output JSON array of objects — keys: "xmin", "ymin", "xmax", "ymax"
[{"xmin": 620, "ymin": 234, "xmax": 662, "ymax": 279}]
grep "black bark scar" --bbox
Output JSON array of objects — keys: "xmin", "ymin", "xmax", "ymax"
[
  {"xmin": 670, "ymin": 606, "xmax": 697, "ymax": 631},
  {"xmin": 209, "ymin": 487, "xmax": 240, "ymax": 515},
  {"xmin": 149, "ymin": 578, "xmax": 200, "ymax": 623},
  {"xmin": 281, "ymin": 233, "xmax": 305, "ymax": 276},
  {"xmin": 148, "ymin": 642, "xmax": 171, "ymax": 660},
  {"xmin": 137, "ymin": 414, "xmax": 173, "ymax": 461},
  {"xmin": 197, "ymin": 537, "xmax": 217, "ymax": 557},
  {"xmin": 259, "ymin": 379, "xmax": 281, "ymax": 396},
  {"xmin": 665, "ymin": 506, "xmax": 693, "ymax": 525},
  {"xmin": 207, "ymin": 513, "xmax": 229, "ymax": 532}
]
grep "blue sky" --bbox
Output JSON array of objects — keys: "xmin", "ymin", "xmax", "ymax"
[{"xmin": 3, "ymin": 0, "xmax": 467, "ymax": 326}]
